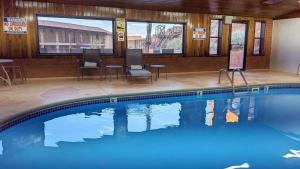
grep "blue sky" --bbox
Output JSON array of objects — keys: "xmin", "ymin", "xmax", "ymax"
[{"xmin": 38, "ymin": 16, "xmax": 113, "ymax": 32}]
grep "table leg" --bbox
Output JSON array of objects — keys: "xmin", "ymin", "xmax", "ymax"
[
  {"xmin": 166, "ymin": 67, "xmax": 168, "ymax": 80},
  {"xmin": 0, "ymin": 65, "xmax": 12, "ymax": 89},
  {"xmin": 117, "ymin": 69, "xmax": 119, "ymax": 80},
  {"xmin": 155, "ymin": 68, "xmax": 158, "ymax": 81},
  {"xmin": 109, "ymin": 68, "xmax": 112, "ymax": 82},
  {"xmin": 158, "ymin": 68, "xmax": 160, "ymax": 79}
]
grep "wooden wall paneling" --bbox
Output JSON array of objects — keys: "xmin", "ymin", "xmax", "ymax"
[
  {"xmin": 247, "ymin": 19, "xmax": 255, "ymax": 58},
  {"xmin": 22, "ymin": 0, "xmax": 300, "ymax": 19},
  {"xmin": 221, "ymin": 22, "xmax": 230, "ymax": 57},
  {"xmin": 186, "ymin": 13, "xmax": 201, "ymax": 57},
  {"xmin": 201, "ymin": 14, "xmax": 209, "ymax": 57},
  {"xmin": 0, "ymin": 0, "xmax": 3, "ymax": 58},
  {"xmin": 0, "ymin": 0, "xmax": 273, "ymax": 78}
]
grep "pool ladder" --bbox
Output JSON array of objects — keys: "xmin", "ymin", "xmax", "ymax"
[{"xmin": 218, "ymin": 68, "xmax": 249, "ymax": 94}]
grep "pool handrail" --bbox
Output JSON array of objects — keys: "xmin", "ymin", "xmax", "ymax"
[
  {"xmin": 231, "ymin": 68, "xmax": 250, "ymax": 93},
  {"xmin": 218, "ymin": 68, "xmax": 249, "ymax": 94}
]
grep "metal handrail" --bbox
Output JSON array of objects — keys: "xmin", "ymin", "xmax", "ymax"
[
  {"xmin": 218, "ymin": 68, "xmax": 249, "ymax": 94},
  {"xmin": 231, "ymin": 69, "xmax": 249, "ymax": 93},
  {"xmin": 218, "ymin": 68, "xmax": 233, "ymax": 86},
  {"xmin": 297, "ymin": 64, "xmax": 300, "ymax": 76}
]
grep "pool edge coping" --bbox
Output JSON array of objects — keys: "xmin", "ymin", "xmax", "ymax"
[{"xmin": 1, "ymin": 82, "xmax": 300, "ymax": 132}]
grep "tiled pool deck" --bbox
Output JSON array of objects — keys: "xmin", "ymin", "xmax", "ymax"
[{"xmin": 1, "ymin": 70, "xmax": 299, "ymax": 125}]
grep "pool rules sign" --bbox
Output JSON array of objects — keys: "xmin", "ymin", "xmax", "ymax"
[
  {"xmin": 3, "ymin": 17, "xmax": 27, "ymax": 34},
  {"xmin": 116, "ymin": 18, "xmax": 125, "ymax": 41}
]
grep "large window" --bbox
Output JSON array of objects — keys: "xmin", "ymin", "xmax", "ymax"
[
  {"xmin": 253, "ymin": 21, "xmax": 266, "ymax": 56},
  {"xmin": 209, "ymin": 19, "xmax": 223, "ymax": 55},
  {"xmin": 127, "ymin": 21, "xmax": 184, "ymax": 54},
  {"xmin": 37, "ymin": 16, "xmax": 114, "ymax": 55}
]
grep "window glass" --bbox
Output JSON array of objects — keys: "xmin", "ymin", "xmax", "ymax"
[
  {"xmin": 209, "ymin": 19, "xmax": 222, "ymax": 55},
  {"xmin": 255, "ymin": 22, "xmax": 262, "ymax": 38},
  {"xmin": 37, "ymin": 16, "xmax": 114, "ymax": 54},
  {"xmin": 209, "ymin": 38, "xmax": 219, "ymax": 55},
  {"xmin": 127, "ymin": 21, "xmax": 184, "ymax": 54},
  {"xmin": 253, "ymin": 21, "xmax": 266, "ymax": 55},
  {"xmin": 253, "ymin": 39, "xmax": 261, "ymax": 55},
  {"xmin": 210, "ymin": 20, "xmax": 219, "ymax": 37}
]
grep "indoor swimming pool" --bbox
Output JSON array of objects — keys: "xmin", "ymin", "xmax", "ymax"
[{"xmin": 1, "ymin": 87, "xmax": 300, "ymax": 169}]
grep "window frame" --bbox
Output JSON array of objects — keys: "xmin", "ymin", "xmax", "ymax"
[
  {"xmin": 126, "ymin": 19, "xmax": 186, "ymax": 56},
  {"xmin": 253, "ymin": 21, "xmax": 266, "ymax": 56},
  {"xmin": 208, "ymin": 19, "xmax": 223, "ymax": 56},
  {"xmin": 36, "ymin": 14, "xmax": 116, "ymax": 57}
]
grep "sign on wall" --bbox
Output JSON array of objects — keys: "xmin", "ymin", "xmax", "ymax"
[
  {"xmin": 193, "ymin": 28, "xmax": 206, "ymax": 40},
  {"xmin": 3, "ymin": 17, "xmax": 27, "ymax": 34},
  {"xmin": 116, "ymin": 18, "xmax": 126, "ymax": 41}
]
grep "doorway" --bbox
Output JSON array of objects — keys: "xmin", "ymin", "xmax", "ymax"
[{"xmin": 228, "ymin": 21, "xmax": 248, "ymax": 70}]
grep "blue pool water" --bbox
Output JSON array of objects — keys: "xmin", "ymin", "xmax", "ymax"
[{"xmin": 1, "ymin": 89, "xmax": 300, "ymax": 169}]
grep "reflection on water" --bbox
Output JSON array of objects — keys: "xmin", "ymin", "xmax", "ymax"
[
  {"xmin": 127, "ymin": 103, "xmax": 181, "ymax": 132},
  {"xmin": 149, "ymin": 103, "xmax": 181, "ymax": 130},
  {"xmin": 127, "ymin": 104, "xmax": 149, "ymax": 132},
  {"xmin": 248, "ymin": 97, "xmax": 255, "ymax": 121},
  {"xmin": 205, "ymin": 100, "xmax": 215, "ymax": 126},
  {"xmin": 0, "ymin": 140, "xmax": 2, "ymax": 155},
  {"xmin": 225, "ymin": 163, "xmax": 250, "ymax": 169},
  {"xmin": 283, "ymin": 149, "xmax": 300, "ymax": 159},
  {"xmin": 44, "ymin": 108, "xmax": 114, "ymax": 147},
  {"xmin": 3, "ymin": 92, "xmax": 300, "ymax": 168},
  {"xmin": 226, "ymin": 98, "xmax": 241, "ymax": 123}
]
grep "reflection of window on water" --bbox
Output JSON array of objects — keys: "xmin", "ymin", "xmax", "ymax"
[
  {"xmin": 127, "ymin": 103, "xmax": 181, "ymax": 132},
  {"xmin": 127, "ymin": 104, "xmax": 149, "ymax": 132},
  {"xmin": 226, "ymin": 98, "xmax": 240, "ymax": 123},
  {"xmin": 150, "ymin": 103, "xmax": 181, "ymax": 130},
  {"xmin": 0, "ymin": 140, "xmax": 2, "ymax": 155},
  {"xmin": 205, "ymin": 100, "xmax": 215, "ymax": 126},
  {"xmin": 44, "ymin": 108, "xmax": 114, "ymax": 147},
  {"xmin": 248, "ymin": 97, "xmax": 255, "ymax": 121}
]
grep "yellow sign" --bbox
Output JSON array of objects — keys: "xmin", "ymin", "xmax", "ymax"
[{"xmin": 116, "ymin": 18, "xmax": 125, "ymax": 33}]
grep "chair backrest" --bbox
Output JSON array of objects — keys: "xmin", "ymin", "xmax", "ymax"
[
  {"xmin": 70, "ymin": 48, "xmax": 83, "ymax": 54},
  {"xmin": 100, "ymin": 48, "xmax": 113, "ymax": 54},
  {"xmin": 126, "ymin": 49, "xmax": 143, "ymax": 67},
  {"xmin": 162, "ymin": 49, "xmax": 174, "ymax": 54},
  {"xmin": 153, "ymin": 49, "xmax": 161, "ymax": 54},
  {"xmin": 82, "ymin": 49, "xmax": 101, "ymax": 67}
]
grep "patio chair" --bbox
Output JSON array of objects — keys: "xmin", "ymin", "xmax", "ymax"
[
  {"xmin": 125, "ymin": 49, "xmax": 152, "ymax": 83},
  {"xmin": 78, "ymin": 49, "xmax": 101, "ymax": 80}
]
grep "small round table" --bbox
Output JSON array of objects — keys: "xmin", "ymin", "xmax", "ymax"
[
  {"xmin": 105, "ymin": 65, "xmax": 123, "ymax": 81},
  {"xmin": 0, "ymin": 59, "xmax": 13, "ymax": 88},
  {"xmin": 150, "ymin": 64, "xmax": 167, "ymax": 80}
]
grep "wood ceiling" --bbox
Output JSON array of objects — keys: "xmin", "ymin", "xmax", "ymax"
[{"xmin": 23, "ymin": 0, "xmax": 300, "ymax": 18}]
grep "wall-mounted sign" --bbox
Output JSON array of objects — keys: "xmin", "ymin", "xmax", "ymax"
[
  {"xmin": 116, "ymin": 18, "xmax": 125, "ymax": 41},
  {"xmin": 193, "ymin": 28, "xmax": 206, "ymax": 40},
  {"xmin": 3, "ymin": 17, "xmax": 27, "ymax": 34}
]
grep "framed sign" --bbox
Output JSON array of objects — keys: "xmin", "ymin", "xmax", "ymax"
[
  {"xmin": 193, "ymin": 28, "xmax": 206, "ymax": 40},
  {"xmin": 3, "ymin": 17, "xmax": 27, "ymax": 34},
  {"xmin": 116, "ymin": 18, "xmax": 125, "ymax": 41}
]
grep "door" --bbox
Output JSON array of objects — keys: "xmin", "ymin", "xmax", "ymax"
[{"xmin": 229, "ymin": 21, "xmax": 248, "ymax": 70}]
